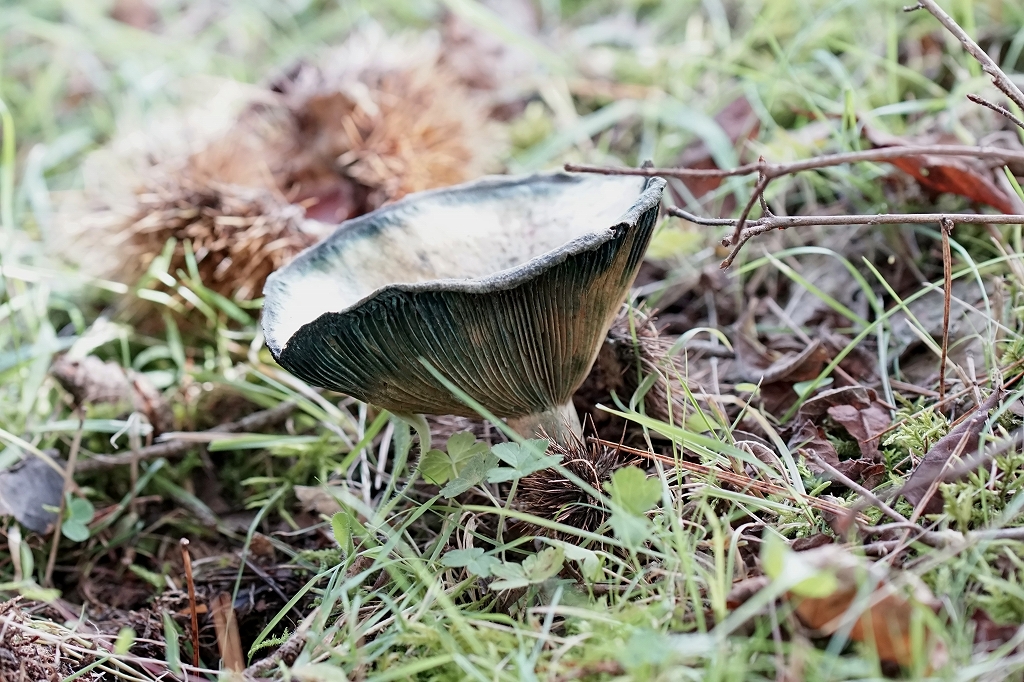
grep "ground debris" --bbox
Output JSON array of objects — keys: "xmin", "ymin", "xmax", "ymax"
[
  {"xmin": 0, "ymin": 600, "xmax": 104, "ymax": 681},
  {"xmin": 51, "ymin": 354, "xmax": 173, "ymax": 434}
]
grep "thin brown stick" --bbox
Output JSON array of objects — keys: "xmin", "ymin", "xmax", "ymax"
[
  {"xmin": 967, "ymin": 94, "xmax": 1024, "ymax": 132},
  {"xmin": 666, "ymin": 206, "xmax": 1024, "ymax": 268},
  {"xmin": 592, "ymin": 438, "xmax": 862, "ymax": 519},
  {"xmin": 862, "ymin": 522, "xmax": 1024, "ymax": 547},
  {"xmin": 669, "ymin": 206, "xmax": 1024, "ymax": 230},
  {"xmin": 76, "ymin": 400, "xmax": 296, "ymax": 471},
  {"xmin": 804, "ymin": 452, "xmax": 909, "ymax": 525},
  {"xmin": 181, "ymin": 538, "xmax": 200, "ymax": 669},
  {"xmin": 730, "ymin": 160, "xmax": 771, "ymax": 250},
  {"xmin": 906, "ymin": 0, "xmax": 1024, "ymax": 114},
  {"xmin": 566, "ymin": 145, "xmax": 1024, "ymax": 181},
  {"xmin": 44, "ymin": 411, "xmax": 83, "ymax": 587},
  {"xmin": 939, "ymin": 218, "xmax": 954, "ymax": 402}
]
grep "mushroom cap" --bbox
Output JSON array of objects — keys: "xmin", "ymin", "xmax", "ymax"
[{"xmin": 261, "ymin": 171, "xmax": 666, "ymax": 418}]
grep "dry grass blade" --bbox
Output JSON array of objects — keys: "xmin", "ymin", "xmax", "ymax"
[
  {"xmin": 592, "ymin": 439, "xmax": 860, "ymax": 519},
  {"xmin": 211, "ymin": 592, "xmax": 244, "ymax": 673},
  {"xmin": 939, "ymin": 218, "xmax": 954, "ymax": 403},
  {"xmin": 180, "ymin": 539, "xmax": 200, "ymax": 669},
  {"xmin": 76, "ymin": 400, "xmax": 296, "ymax": 471},
  {"xmin": 44, "ymin": 413, "xmax": 83, "ymax": 587}
]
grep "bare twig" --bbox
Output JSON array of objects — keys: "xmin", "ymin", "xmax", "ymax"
[
  {"xmin": 76, "ymin": 400, "xmax": 297, "ymax": 471},
  {"xmin": 906, "ymin": 0, "xmax": 1024, "ymax": 114},
  {"xmin": 939, "ymin": 218, "xmax": 954, "ymax": 402},
  {"xmin": 666, "ymin": 206, "xmax": 1024, "ymax": 267},
  {"xmin": 570, "ymin": 143, "xmax": 1024, "ymax": 267},
  {"xmin": 804, "ymin": 452, "xmax": 909, "ymax": 526},
  {"xmin": 862, "ymin": 522, "xmax": 1024, "ymax": 546},
  {"xmin": 181, "ymin": 538, "xmax": 200, "ymax": 669},
  {"xmin": 44, "ymin": 411, "xmax": 83, "ymax": 587},
  {"xmin": 967, "ymin": 94, "xmax": 1024, "ymax": 132},
  {"xmin": 566, "ymin": 145, "xmax": 1024, "ymax": 181},
  {"xmin": 592, "ymin": 438, "xmax": 864, "ymax": 519},
  {"xmin": 730, "ymin": 160, "xmax": 771, "ymax": 251}
]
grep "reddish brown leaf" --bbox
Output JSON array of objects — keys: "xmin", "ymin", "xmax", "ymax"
[
  {"xmin": 789, "ymin": 420, "xmax": 840, "ymax": 473},
  {"xmin": 787, "ymin": 546, "xmax": 946, "ymax": 670},
  {"xmin": 826, "ymin": 402, "xmax": 891, "ymax": 460},
  {"xmin": 865, "ymin": 128, "xmax": 1015, "ymax": 213},
  {"xmin": 796, "ymin": 386, "xmax": 876, "ymax": 420},
  {"xmin": 110, "ymin": 0, "xmax": 158, "ymax": 30},
  {"xmin": 971, "ymin": 609, "xmax": 1021, "ymax": 653},
  {"xmin": 791, "ymin": 533, "xmax": 833, "ymax": 551},
  {"xmin": 889, "ymin": 156, "xmax": 1014, "ymax": 213}
]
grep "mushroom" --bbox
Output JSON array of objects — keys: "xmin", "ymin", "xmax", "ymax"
[{"xmin": 261, "ymin": 171, "xmax": 666, "ymax": 443}]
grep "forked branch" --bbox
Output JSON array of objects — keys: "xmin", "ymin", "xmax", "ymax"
[
  {"xmin": 666, "ymin": 206, "xmax": 1024, "ymax": 268},
  {"xmin": 906, "ymin": 0, "xmax": 1024, "ymax": 115},
  {"xmin": 568, "ymin": 1, "xmax": 1024, "ymax": 266}
]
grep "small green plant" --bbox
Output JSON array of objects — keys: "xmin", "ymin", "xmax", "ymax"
[{"xmin": 61, "ymin": 493, "xmax": 95, "ymax": 542}]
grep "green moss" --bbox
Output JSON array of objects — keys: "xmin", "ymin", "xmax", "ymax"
[
  {"xmin": 941, "ymin": 450, "xmax": 1024, "ymax": 532},
  {"xmin": 882, "ymin": 399, "xmax": 950, "ymax": 471}
]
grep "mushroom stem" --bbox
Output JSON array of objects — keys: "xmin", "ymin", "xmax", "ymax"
[{"xmin": 506, "ymin": 401, "xmax": 582, "ymax": 444}]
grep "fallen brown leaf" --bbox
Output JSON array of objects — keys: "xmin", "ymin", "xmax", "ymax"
[
  {"xmin": 790, "ymin": 418, "xmax": 887, "ymax": 489},
  {"xmin": 785, "ymin": 545, "xmax": 946, "ymax": 670},
  {"xmin": 726, "ymin": 576, "xmax": 770, "ymax": 609},
  {"xmin": 735, "ymin": 306, "xmax": 830, "ymax": 414},
  {"xmin": 866, "ymin": 128, "xmax": 1015, "ymax": 213},
  {"xmin": 788, "ymin": 420, "xmax": 840, "ymax": 473},
  {"xmin": 826, "ymin": 402, "xmax": 891, "ymax": 461},
  {"xmin": 791, "ymin": 533, "xmax": 834, "ymax": 551},
  {"xmin": 796, "ymin": 386, "xmax": 876, "ymax": 420},
  {"xmin": 51, "ymin": 355, "xmax": 173, "ymax": 434},
  {"xmin": 294, "ymin": 485, "xmax": 343, "ymax": 516},
  {"xmin": 970, "ymin": 609, "xmax": 1021, "ymax": 653},
  {"xmin": 900, "ymin": 391, "xmax": 1001, "ymax": 514},
  {"xmin": 835, "ymin": 460, "xmax": 887, "ymax": 491},
  {"xmin": 791, "ymin": 385, "xmax": 891, "ymax": 462}
]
